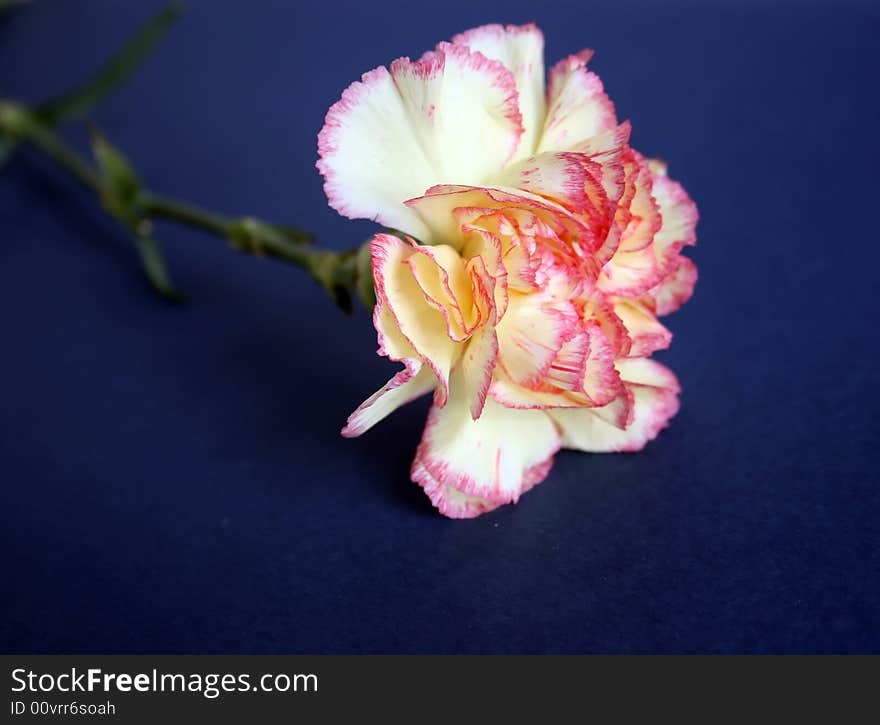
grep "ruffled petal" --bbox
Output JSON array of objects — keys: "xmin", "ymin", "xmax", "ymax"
[
  {"xmin": 496, "ymin": 126, "xmax": 629, "ymax": 269},
  {"xmin": 549, "ymin": 358, "xmax": 680, "ymax": 452},
  {"xmin": 405, "ymin": 244, "xmax": 476, "ymax": 342},
  {"xmin": 489, "ymin": 376, "xmax": 592, "ymax": 409},
  {"xmin": 575, "ymin": 323, "xmax": 621, "ymax": 405},
  {"xmin": 372, "ymin": 234, "xmax": 461, "ymax": 405},
  {"xmin": 582, "ymin": 292, "xmax": 632, "ymax": 356},
  {"xmin": 537, "ymin": 52, "xmax": 617, "ymax": 154},
  {"xmin": 317, "ymin": 44, "xmax": 523, "ymax": 239},
  {"xmin": 407, "ymin": 184, "xmax": 602, "ymax": 284},
  {"xmin": 411, "ymin": 371, "xmax": 561, "ymax": 518},
  {"xmin": 493, "ymin": 151, "xmax": 608, "ymax": 221},
  {"xmin": 489, "ymin": 322, "xmax": 620, "ymax": 409},
  {"xmin": 450, "ymin": 23, "xmax": 545, "ymax": 161},
  {"xmin": 406, "ymin": 183, "xmax": 574, "ymax": 248},
  {"xmin": 600, "ymin": 156, "xmax": 698, "ymax": 304},
  {"xmin": 564, "ymin": 122, "xmax": 630, "ymax": 209},
  {"xmin": 613, "ymin": 299, "xmax": 672, "ymax": 357},
  {"xmin": 342, "ymin": 364, "xmax": 436, "ymax": 438},
  {"xmin": 650, "ymin": 167, "xmax": 699, "ymax": 269},
  {"xmin": 598, "ymin": 151, "xmax": 665, "ymax": 295},
  {"xmin": 494, "ymin": 291, "xmax": 579, "ymax": 388},
  {"xmin": 645, "ymin": 255, "xmax": 698, "ymax": 316},
  {"xmin": 460, "ymin": 225, "xmax": 509, "ymax": 319},
  {"xmin": 459, "ymin": 325, "xmax": 498, "ymax": 420},
  {"xmin": 342, "ymin": 301, "xmax": 439, "ymax": 437},
  {"xmin": 615, "ymin": 356, "xmax": 680, "ymax": 392},
  {"xmin": 409, "ymin": 464, "xmax": 501, "ymax": 518}
]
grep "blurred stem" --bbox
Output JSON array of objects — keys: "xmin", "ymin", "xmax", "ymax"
[
  {"xmin": 139, "ymin": 194, "xmax": 229, "ymax": 237},
  {"xmin": 0, "ymin": 100, "xmax": 363, "ymax": 310},
  {"xmin": 3, "ymin": 105, "xmax": 100, "ymax": 192}
]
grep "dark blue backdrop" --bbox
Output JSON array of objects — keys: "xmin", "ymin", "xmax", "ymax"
[{"xmin": 1, "ymin": 0, "xmax": 878, "ymax": 653}]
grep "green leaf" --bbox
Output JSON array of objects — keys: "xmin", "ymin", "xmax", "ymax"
[
  {"xmin": 134, "ymin": 234, "xmax": 185, "ymax": 302},
  {"xmin": 90, "ymin": 128, "xmax": 141, "ymax": 223},
  {"xmin": 35, "ymin": 2, "xmax": 183, "ymax": 125}
]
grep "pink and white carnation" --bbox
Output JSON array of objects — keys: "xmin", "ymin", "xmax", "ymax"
[{"xmin": 317, "ymin": 23, "xmax": 698, "ymax": 518}]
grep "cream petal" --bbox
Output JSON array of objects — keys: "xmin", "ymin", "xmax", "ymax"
[
  {"xmin": 450, "ymin": 23, "xmax": 546, "ymax": 161},
  {"xmin": 537, "ymin": 52, "xmax": 618, "ymax": 154},
  {"xmin": 411, "ymin": 371, "xmax": 561, "ymax": 518},
  {"xmin": 495, "ymin": 291, "xmax": 579, "ymax": 388},
  {"xmin": 405, "ymin": 244, "xmax": 475, "ymax": 342},
  {"xmin": 317, "ymin": 45, "xmax": 523, "ymax": 239},
  {"xmin": 342, "ymin": 364, "xmax": 436, "ymax": 438},
  {"xmin": 493, "ymin": 151, "xmax": 608, "ymax": 221},
  {"xmin": 372, "ymin": 234, "xmax": 461, "ymax": 405},
  {"xmin": 646, "ymin": 256, "xmax": 698, "ymax": 316},
  {"xmin": 651, "ymin": 170, "xmax": 699, "ymax": 269},
  {"xmin": 458, "ymin": 325, "xmax": 499, "ymax": 420},
  {"xmin": 613, "ymin": 299, "xmax": 672, "ymax": 357},
  {"xmin": 489, "ymin": 322, "xmax": 621, "ymax": 409},
  {"xmin": 409, "ymin": 461, "xmax": 501, "ymax": 519},
  {"xmin": 549, "ymin": 358, "xmax": 681, "ymax": 452}
]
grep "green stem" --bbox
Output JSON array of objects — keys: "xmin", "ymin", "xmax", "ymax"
[
  {"xmin": 141, "ymin": 193, "xmax": 231, "ymax": 237},
  {"xmin": 0, "ymin": 99, "xmax": 362, "ymax": 309},
  {"xmin": 2, "ymin": 104, "xmax": 99, "ymax": 192}
]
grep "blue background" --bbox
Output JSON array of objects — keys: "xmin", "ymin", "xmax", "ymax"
[{"xmin": 1, "ymin": 0, "xmax": 878, "ymax": 653}]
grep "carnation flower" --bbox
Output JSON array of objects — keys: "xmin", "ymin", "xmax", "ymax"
[{"xmin": 318, "ymin": 23, "xmax": 698, "ymax": 518}]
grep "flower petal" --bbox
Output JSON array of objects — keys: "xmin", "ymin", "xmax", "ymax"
[
  {"xmin": 342, "ymin": 300, "xmax": 439, "ymax": 437},
  {"xmin": 537, "ymin": 52, "xmax": 617, "ymax": 154},
  {"xmin": 411, "ymin": 371, "xmax": 561, "ymax": 518},
  {"xmin": 407, "ymin": 183, "xmax": 576, "ymax": 248},
  {"xmin": 460, "ymin": 225, "xmax": 509, "ymax": 319},
  {"xmin": 495, "ymin": 290, "xmax": 579, "ymax": 388},
  {"xmin": 598, "ymin": 151, "xmax": 665, "ymax": 295},
  {"xmin": 645, "ymin": 255, "xmax": 698, "ymax": 316},
  {"xmin": 405, "ymin": 244, "xmax": 475, "ymax": 342},
  {"xmin": 489, "ymin": 322, "xmax": 620, "ymax": 408},
  {"xmin": 459, "ymin": 325, "xmax": 498, "ymax": 420},
  {"xmin": 602, "ymin": 161, "xmax": 697, "ymax": 300},
  {"xmin": 450, "ymin": 23, "xmax": 545, "ymax": 161},
  {"xmin": 372, "ymin": 234, "xmax": 461, "ymax": 405},
  {"xmin": 495, "ymin": 126, "xmax": 630, "ymax": 269},
  {"xmin": 613, "ymin": 299, "xmax": 672, "ymax": 357},
  {"xmin": 615, "ymin": 356, "xmax": 680, "ymax": 392},
  {"xmin": 408, "ymin": 464, "xmax": 500, "ymax": 519},
  {"xmin": 342, "ymin": 363, "xmax": 436, "ymax": 438},
  {"xmin": 549, "ymin": 358, "xmax": 680, "ymax": 452},
  {"xmin": 651, "ymin": 169, "xmax": 698, "ymax": 268},
  {"xmin": 493, "ymin": 151, "xmax": 608, "ymax": 222},
  {"xmin": 317, "ymin": 45, "xmax": 523, "ymax": 239},
  {"xmin": 577, "ymin": 323, "xmax": 621, "ymax": 405}
]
